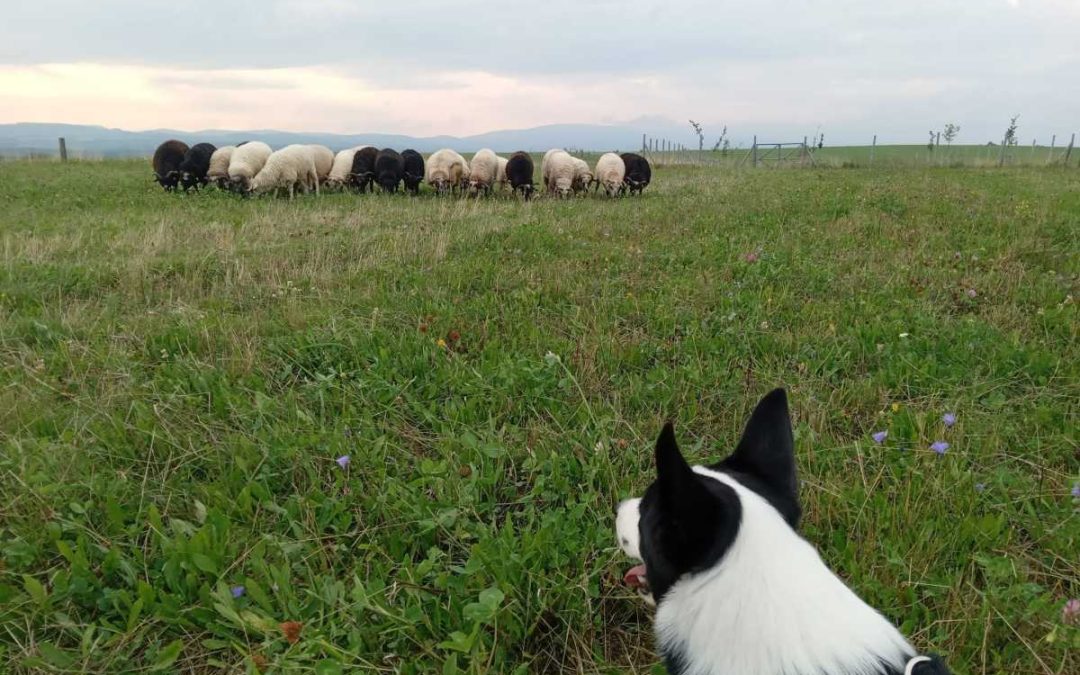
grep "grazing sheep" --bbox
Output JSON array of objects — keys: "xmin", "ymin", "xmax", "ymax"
[
  {"xmin": 326, "ymin": 146, "xmax": 369, "ymax": 190},
  {"xmin": 541, "ymin": 148, "xmax": 564, "ymax": 175},
  {"xmin": 468, "ymin": 149, "xmax": 499, "ymax": 196},
  {"xmin": 308, "ymin": 145, "xmax": 334, "ymax": 183},
  {"xmin": 401, "ymin": 149, "xmax": 425, "ymax": 195},
  {"xmin": 543, "ymin": 150, "xmax": 577, "ymax": 197},
  {"xmin": 227, "ymin": 141, "xmax": 272, "ymax": 193},
  {"xmin": 505, "ymin": 151, "xmax": 535, "ymax": 200},
  {"xmin": 178, "ymin": 143, "xmax": 217, "ymax": 192},
  {"xmin": 350, "ymin": 146, "xmax": 379, "ymax": 193},
  {"xmin": 620, "ymin": 152, "xmax": 652, "ymax": 194},
  {"xmin": 374, "ymin": 148, "xmax": 405, "ymax": 193},
  {"xmin": 594, "ymin": 152, "xmax": 626, "ymax": 197},
  {"xmin": 207, "ymin": 146, "xmax": 236, "ymax": 188},
  {"xmin": 426, "ymin": 148, "xmax": 470, "ymax": 195},
  {"xmin": 571, "ymin": 157, "xmax": 593, "ymax": 195},
  {"xmin": 496, "ymin": 155, "xmax": 509, "ymax": 191},
  {"xmin": 249, "ymin": 144, "xmax": 319, "ymax": 199},
  {"xmin": 152, "ymin": 140, "xmax": 189, "ymax": 191}
]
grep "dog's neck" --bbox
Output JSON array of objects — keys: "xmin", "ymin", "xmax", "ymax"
[{"xmin": 653, "ymin": 467, "xmax": 915, "ymax": 675}]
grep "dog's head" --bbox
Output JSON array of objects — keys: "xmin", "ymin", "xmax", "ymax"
[{"xmin": 616, "ymin": 388, "xmax": 799, "ymax": 605}]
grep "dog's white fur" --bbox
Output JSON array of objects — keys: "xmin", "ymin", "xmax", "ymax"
[{"xmin": 618, "ymin": 466, "xmax": 913, "ymax": 675}]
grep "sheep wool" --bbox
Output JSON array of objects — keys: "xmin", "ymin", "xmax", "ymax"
[
  {"xmin": 426, "ymin": 149, "xmax": 470, "ymax": 195},
  {"xmin": 543, "ymin": 150, "xmax": 577, "ymax": 197},
  {"xmin": 327, "ymin": 146, "xmax": 370, "ymax": 188},
  {"xmin": 207, "ymin": 146, "xmax": 236, "ymax": 187},
  {"xmin": 249, "ymin": 144, "xmax": 320, "ymax": 199},
  {"xmin": 594, "ymin": 153, "xmax": 626, "ymax": 197},
  {"xmin": 468, "ymin": 149, "xmax": 500, "ymax": 195},
  {"xmin": 227, "ymin": 141, "xmax": 272, "ymax": 191}
]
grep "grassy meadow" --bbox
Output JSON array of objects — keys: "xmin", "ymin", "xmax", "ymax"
[{"xmin": 0, "ymin": 158, "xmax": 1077, "ymax": 673}]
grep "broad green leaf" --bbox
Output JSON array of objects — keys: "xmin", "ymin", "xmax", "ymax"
[{"xmin": 149, "ymin": 639, "xmax": 183, "ymax": 672}]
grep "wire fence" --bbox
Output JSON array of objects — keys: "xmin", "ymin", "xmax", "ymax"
[{"xmin": 639, "ymin": 133, "xmax": 1079, "ymax": 169}]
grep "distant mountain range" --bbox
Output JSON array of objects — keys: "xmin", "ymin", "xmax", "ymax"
[{"xmin": 0, "ymin": 122, "xmax": 699, "ymax": 158}]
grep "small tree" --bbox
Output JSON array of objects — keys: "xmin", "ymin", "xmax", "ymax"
[
  {"xmin": 1003, "ymin": 115, "xmax": 1020, "ymax": 146},
  {"xmin": 943, "ymin": 123, "xmax": 960, "ymax": 145},
  {"xmin": 817, "ymin": 134, "xmax": 824, "ymax": 150},
  {"xmin": 689, "ymin": 120, "xmax": 705, "ymax": 152},
  {"xmin": 927, "ymin": 131, "xmax": 936, "ymax": 152},
  {"xmin": 711, "ymin": 125, "xmax": 729, "ymax": 154}
]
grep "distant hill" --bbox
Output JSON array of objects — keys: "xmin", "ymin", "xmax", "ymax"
[{"xmin": 0, "ymin": 122, "xmax": 695, "ymax": 158}]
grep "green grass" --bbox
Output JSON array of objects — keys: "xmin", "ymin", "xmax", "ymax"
[{"xmin": 0, "ymin": 158, "xmax": 1077, "ymax": 674}]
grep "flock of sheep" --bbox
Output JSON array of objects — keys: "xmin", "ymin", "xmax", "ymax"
[{"xmin": 151, "ymin": 140, "xmax": 652, "ymax": 200}]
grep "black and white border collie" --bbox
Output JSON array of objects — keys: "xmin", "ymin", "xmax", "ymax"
[{"xmin": 616, "ymin": 389, "xmax": 951, "ymax": 675}]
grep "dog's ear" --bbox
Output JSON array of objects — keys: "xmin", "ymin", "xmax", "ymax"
[
  {"xmin": 656, "ymin": 422, "xmax": 693, "ymax": 498},
  {"xmin": 654, "ymin": 422, "xmax": 738, "ymax": 576},
  {"xmin": 656, "ymin": 422, "xmax": 719, "ymax": 528},
  {"xmin": 725, "ymin": 388, "xmax": 800, "ymax": 525}
]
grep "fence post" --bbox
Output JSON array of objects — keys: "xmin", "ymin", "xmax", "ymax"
[
  {"xmin": 1049, "ymin": 134, "xmax": 1056, "ymax": 164},
  {"xmin": 642, "ymin": 134, "xmax": 647, "ymax": 152},
  {"xmin": 59, "ymin": 137, "xmax": 68, "ymax": 162},
  {"xmin": 1064, "ymin": 133, "xmax": 1075, "ymax": 166},
  {"xmin": 752, "ymin": 136, "xmax": 758, "ymax": 168},
  {"xmin": 870, "ymin": 134, "xmax": 877, "ymax": 167},
  {"xmin": 998, "ymin": 137, "xmax": 1007, "ymax": 167}
]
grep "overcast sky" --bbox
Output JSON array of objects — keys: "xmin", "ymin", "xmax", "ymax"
[{"xmin": 1, "ymin": 0, "xmax": 1077, "ymax": 143}]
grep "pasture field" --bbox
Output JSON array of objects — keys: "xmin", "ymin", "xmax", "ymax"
[{"xmin": 0, "ymin": 159, "xmax": 1077, "ymax": 674}]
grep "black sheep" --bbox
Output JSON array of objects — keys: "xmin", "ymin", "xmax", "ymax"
[
  {"xmin": 349, "ymin": 146, "xmax": 378, "ymax": 193},
  {"xmin": 152, "ymin": 140, "xmax": 189, "ymax": 191},
  {"xmin": 401, "ymin": 149, "xmax": 425, "ymax": 195},
  {"xmin": 620, "ymin": 152, "xmax": 652, "ymax": 195},
  {"xmin": 506, "ymin": 151, "xmax": 535, "ymax": 200},
  {"xmin": 178, "ymin": 143, "xmax": 217, "ymax": 192},
  {"xmin": 374, "ymin": 148, "xmax": 404, "ymax": 193}
]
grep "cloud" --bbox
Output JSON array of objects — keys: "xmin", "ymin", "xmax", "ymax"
[{"xmin": 0, "ymin": 1, "xmax": 1077, "ymax": 142}]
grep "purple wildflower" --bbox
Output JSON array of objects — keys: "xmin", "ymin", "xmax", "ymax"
[
  {"xmin": 943, "ymin": 413, "xmax": 957, "ymax": 427},
  {"xmin": 1064, "ymin": 599, "xmax": 1080, "ymax": 624},
  {"xmin": 744, "ymin": 252, "xmax": 759, "ymax": 263},
  {"xmin": 1071, "ymin": 483, "xmax": 1080, "ymax": 499},
  {"xmin": 930, "ymin": 441, "xmax": 950, "ymax": 455},
  {"xmin": 336, "ymin": 455, "xmax": 350, "ymax": 469},
  {"xmin": 975, "ymin": 483, "xmax": 986, "ymax": 493},
  {"xmin": 871, "ymin": 431, "xmax": 888, "ymax": 444},
  {"xmin": 231, "ymin": 586, "xmax": 245, "ymax": 598}
]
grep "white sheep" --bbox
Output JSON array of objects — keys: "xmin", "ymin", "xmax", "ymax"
[
  {"xmin": 571, "ymin": 157, "xmax": 593, "ymax": 195},
  {"xmin": 496, "ymin": 155, "xmax": 509, "ymax": 191},
  {"xmin": 326, "ymin": 146, "xmax": 370, "ymax": 190},
  {"xmin": 249, "ymin": 144, "xmax": 320, "ymax": 199},
  {"xmin": 541, "ymin": 148, "xmax": 564, "ymax": 175},
  {"xmin": 227, "ymin": 141, "xmax": 272, "ymax": 192},
  {"xmin": 207, "ymin": 146, "xmax": 236, "ymax": 188},
  {"xmin": 543, "ymin": 150, "xmax": 576, "ymax": 197},
  {"xmin": 468, "ymin": 149, "xmax": 499, "ymax": 196},
  {"xmin": 307, "ymin": 145, "xmax": 334, "ymax": 182},
  {"xmin": 426, "ymin": 149, "xmax": 470, "ymax": 195},
  {"xmin": 594, "ymin": 152, "xmax": 626, "ymax": 197}
]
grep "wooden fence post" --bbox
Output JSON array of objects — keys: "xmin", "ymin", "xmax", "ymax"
[
  {"xmin": 998, "ymin": 137, "xmax": 1007, "ymax": 167},
  {"xmin": 59, "ymin": 137, "xmax": 68, "ymax": 162},
  {"xmin": 870, "ymin": 134, "xmax": 877, "ymax": 167},
  {"xmin": 752, "ymin": 135, "xmax": 758, "ymax": 168},
  {"xmin": 642, "ymin": 134, "xmax": 647, "ymax": 152},
  {"xmin": 1048, "ymin": 134, "xmax": 1056, "ymax": 164},
  {"xmin": 1064, "ymin": 133, "xmax": 1075, "ymax": 166}
]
